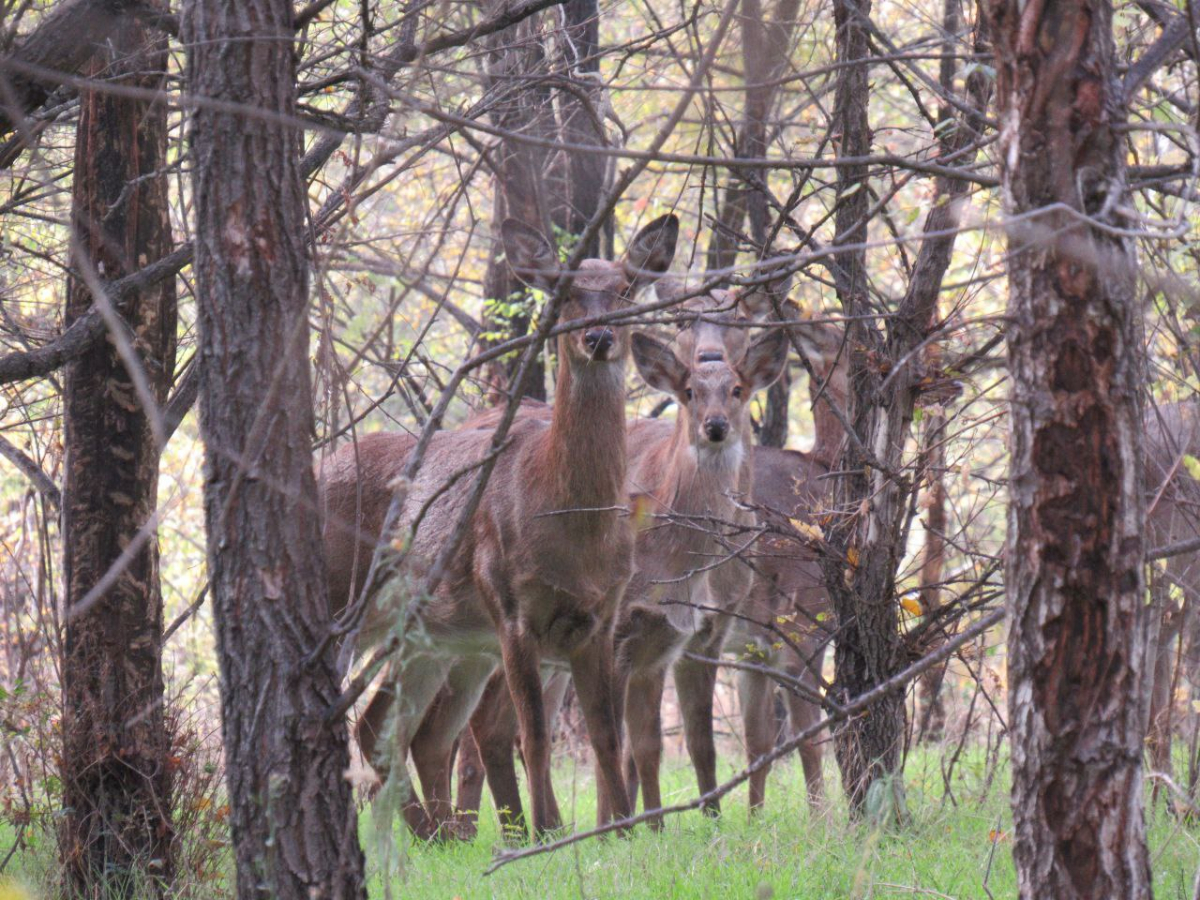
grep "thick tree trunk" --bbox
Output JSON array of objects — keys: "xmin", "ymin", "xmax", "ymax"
[
  {"xmin": 991, "ymin": 0, "xmax": 1153, "ymax": 895},
  {"xmin": 60, "ymin": 21, "xmax": 176, "ymax": 897},
  {"xmin": 184, "ymin": 1, "xmax": 366, "ymax": 897}
]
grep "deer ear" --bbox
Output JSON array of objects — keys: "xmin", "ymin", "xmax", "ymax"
[
  {"xmin": 632, "ymin": 332, "xmax": 689, "ymax": 395},
  {"xmin": 741, "ymin": 328, "xmax": 789, "ymax": 392},
  {"xmin": 501, "ymin": 219, "xmax": 559, "ymax": 288},
  {"xmin": 791, "ymin": 319, "xmax": 845, "ymax": 368},
  {"xmin": 738, "ymin": 260, "xmax": 794, "ymax": 320},
  {"xmin": 623, "ymin": 214, "xmax": 679, "ymax": 289}
]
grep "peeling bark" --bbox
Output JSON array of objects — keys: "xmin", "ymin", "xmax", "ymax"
[
  {"xmin": 60, "ymin": 19, "xmax": 176, "ymax": 897},
  {"xmin": 990, "ymin": 0, "xmax": 1153, "ymax": 894}
]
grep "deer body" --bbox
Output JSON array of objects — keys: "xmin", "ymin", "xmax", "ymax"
[
  {"xmin": 728, "ymin": 445, "xmax": 832, "ymax": 810},
  {"xmin": 614, "ymin": 295, "xmax": 789, "ymax": 825},
  {"xmin": 1143, "ymin": 400, "xmax": 1200, "ymax": 777},
  {"xmin": 320, "ymin": 215, "xmax": 679, "ymax": 840}
]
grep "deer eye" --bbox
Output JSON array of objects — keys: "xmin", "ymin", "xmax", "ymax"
[
  {"xmin": 684, "ymin": 388, "xmax": 693, "ymax": 401},
  {"xmin": 732, "ymin": 385, "xmax": 743, "ymax": 399}
]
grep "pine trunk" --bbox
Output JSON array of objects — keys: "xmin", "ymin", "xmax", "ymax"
[{"xmin": 184, "ymin": 1, "xmax": 366, "ymax": 896}]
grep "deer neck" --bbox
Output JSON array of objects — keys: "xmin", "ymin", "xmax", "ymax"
[
  {"xmin": 542, "ymin": 346, "xmax": 628, "ymax": 513},
  {"xmin": 660, "ymin": 414, "xmax": 749, "ymax": 515},
  {"xmin": 811, "ymin": 380, "xmax": 847, "ymax": 468}
]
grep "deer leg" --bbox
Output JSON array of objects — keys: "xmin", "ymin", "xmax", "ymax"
[
  {"xmin": 624, "ymin": 666, "xmax": 667, "ymax": 828},
  {"xmin": 454, "ymin": 726, "xmax": 485, "ymax": 833},
  {"xmin": 783, "ymin": 658, "xmax": 827, "ymax": 812},
  {"xmin": 410, "ymin": 655, "xmax": 495, "ymax": 840},
  {"xmin": 499, "ymin": 626, "xmax": 560, "ymax": 840},
  {"xmin": 357, "ymin": 652, "xmax": 452, "ymax": 840},
  {"xmin": 570, "ymin": 637, "xmax": 633, "ymax": 830},
  {"xmin": 470, "ymin": 670, "xmax": 527, "ymax": 841},
  {"xmin": 739, "ymin": 666, "xmax": 775, "ymax": 812},
  {"xmin": 674, "ymin": 650, "xmax": 720, "ymax": 816}
]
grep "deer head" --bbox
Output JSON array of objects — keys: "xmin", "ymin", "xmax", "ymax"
[
  {"xmin": 501, "ymin": 214, "xmax": 679, "ymax": 366},
  {"xmin": 631, "ymin": 306, "xmax": 788, "ymax": 452}
]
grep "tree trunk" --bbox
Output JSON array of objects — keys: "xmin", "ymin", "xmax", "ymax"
[
  {"xmin": 824, "ymin": 0, "xmax": 989, "ymax": 815},
  {"xmin": 823, "ymin": 0, "xmax": 909, "ymax": 815},
  {"xmin": 60, "ymin": 19, "xmax": 176, "ymax": 897},
  {"xmin": 184, "ymin": 1, "xmax": 366, "ymax": 897},
  {"xmin": 915, "ymin": 415, "xmax": 948, "ymax": 742},
  {"xmin": 990, "ymin": 0, "xmax": 1153, "ymax": 894}
]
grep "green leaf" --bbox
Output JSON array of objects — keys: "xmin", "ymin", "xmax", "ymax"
[{"xmin": 1184, "ymin": 455, "xmax": 1200, "ymax": 481}]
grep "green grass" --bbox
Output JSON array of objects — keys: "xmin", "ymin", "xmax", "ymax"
[
  {"xmin": 367, "ymin": 748, "xmax": 1200, "ymax": 899},
  {"xmin": 367, "ymin": 750, "xmax": 1019, "ymax": 899},
  {"xmin": 5, "ymin": 748, "xmax": 1199, "ymax": 899}
]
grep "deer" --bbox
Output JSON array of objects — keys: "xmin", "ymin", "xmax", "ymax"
[
  {"xmin": 611, "ymin": 286, "xmax": 789, "ymax": 825},
  {"xmin": 438, "ymin": 304, "xmax": 848, "ymax": 832},
  {"xmin": 717, "ymin": 316, "xmax": 849, "ymax": 813},
  {"xmin": 317, "ymin": 213, "xmax": 679, "ymax": 841},
  {"xmin": 1141, "ymin": 400, "xmax": 1200, "ymax": 783},
  {"xmin": 406, "ymin": 286, "xmax": 788, "ymax": 835}
]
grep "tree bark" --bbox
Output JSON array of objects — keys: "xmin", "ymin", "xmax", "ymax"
[
  {"xmin": 916, "ymin": 406, "xmax": 948, "ymax": 742},
  {"xmin": 60, "ymin": 19, "xmax": 176, "ymax": 897},
  {"xmin": 184, "ymin": 1, "xmax": 366, "ymax": 897},
  {"xmin": 824, "ymin": 0, "xmax": 990, "ymax": 814},
  {"xmin": 480, "ymin": 0, "xmax": 610, "ymax": 404},
  {"xmin": 823, "ymin": 0, "xmax": 908, "ymax": 816},
  {"xmin": 990, "ymin": 0, "xmax": 1153, "ymax": 894},
  {"xmin": 0, "ymin": 0, "xmax": 144, "ymax": 141}
]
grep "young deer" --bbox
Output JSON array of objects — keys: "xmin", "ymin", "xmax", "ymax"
[
  {"xmin": 319, "ymin": 214, "xmax": 678, "ymax": 840},
  {"xmin": 614, "ymin": 288, "xmax": 789, "ymax": 826}
]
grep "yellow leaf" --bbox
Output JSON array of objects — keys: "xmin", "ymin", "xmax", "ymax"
[
  {"xmin": 0, "ymin": 883, "xmax": 34, "ymax": 900},
  {"xmin": 846, "ymin": 547, "xmax": 860, "ymax": 567},
  {"xmin": 1191, "ymin": 700, "xmax": 1200, "ymax": 714},
  {"xmin": 900, "ymin": 596, "xmax": 923, "ymax": 616},
  {"xmin": 789, "ymin": 517, "xmax": 824, "ymax": 543}
]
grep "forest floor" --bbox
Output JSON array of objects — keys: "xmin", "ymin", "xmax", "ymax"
[{"xmin": 3, "ymin": 747, "xmax": 1199, "ymax": 898}]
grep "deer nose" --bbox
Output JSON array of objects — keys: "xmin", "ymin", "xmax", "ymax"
[
  {"xmin": 584, "ymin": 328, "xmax": 615, "ymax": 356},
  {"xmin": 704, "ymin": 416, "xmax": 729, "ymax": 442}
]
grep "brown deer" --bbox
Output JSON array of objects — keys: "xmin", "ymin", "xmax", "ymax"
[
  {"xmin": 720, "ymin": 316, "xmax": 849, "ymax": 812},
  {"xmin": 418, "ymin": 288, "xmax": 787, "ymax": 834},
  {"xmin": 1142, "ymin": 401, "xmax": 1200, "ymax": 782},
  {"xmin": 609, "ymin": 287, "xmax": 789, "ymax": 825},
  {"xmin": 318, "ymin": 213, "xmax": 679, "ymax": 840},
  {"xmin": 444, "ymin": 309, "xmax": 846, "ymax": 831}
]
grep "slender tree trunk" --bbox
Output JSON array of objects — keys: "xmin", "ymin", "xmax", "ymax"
[
  {"xmin": 990, "ymin": 0, "xmax": 1152, "ymax": 895},
  {"xmin": 481, "ymin": 9, "xmax": 555, "ymax": 403},
  {"xmin": 916, "ymin": 408, "xmax": 948, "ymax": 742},
  {"xmin": 823, "ymin": 0, "xmax": 908, "ymax": 815},
  {"xmin": 60, "ymin": 20, "xmax": 176, "ymax": 897},
  {"xmin": 184, "ymin": 2, "xmax": 366, "ymax": 897},
  {"xmin": 480, "ymin": 0, "xmax": 609, "ymax": 404},
  {"xmin": 705, "ymin": 0, "xmax": 800, "ymax": 448},
  {"xmin": 824, "ymin": 0, "xmax": 989, "ymax": 814}
]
